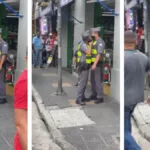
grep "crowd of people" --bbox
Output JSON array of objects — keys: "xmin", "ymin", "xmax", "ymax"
[{"xmin": 32, "ymin": 32, "xmax": 58, "ymax": 68}]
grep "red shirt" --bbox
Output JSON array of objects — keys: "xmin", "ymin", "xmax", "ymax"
[{"xmin": 14, "ymin": 69, "xmax": 28, "ymax": 150}]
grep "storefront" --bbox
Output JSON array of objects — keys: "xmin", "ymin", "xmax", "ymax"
[{"xmin": 0, "ymin": 4, "xmax": 19, "ymax": 51}]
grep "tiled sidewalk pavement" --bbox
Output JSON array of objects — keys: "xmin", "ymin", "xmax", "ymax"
[
  {"xmin": 33, "ymin": 68, "xmax": 120, "ymax": 150},
  {"xmin": 0, "ymin": 85, "xmax": 15, "ymax": 150}
]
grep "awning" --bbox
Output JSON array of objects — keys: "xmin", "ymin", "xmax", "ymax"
[
  {"xmin": 39, "ymin": 0, "xmax": 73, "ymax": 17},
  {"xmin": 125, "ymin": 0, "xmax": 143, "ymax": 10}
]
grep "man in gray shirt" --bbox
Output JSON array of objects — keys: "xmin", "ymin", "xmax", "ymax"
[{"xmin": 124, "ymin": 31, "xmax": 150, "ymax": 150}]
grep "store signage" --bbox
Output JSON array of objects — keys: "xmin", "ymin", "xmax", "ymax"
[
  {"xmin": 40, "ymin": 0, "xmax": 73, "ymax": 17},
  {"xmin": 39, "ymin": 2, "xmax": 49, "ymax": 7},
  {"xmin": 125, "ymin": 0, "xmax": 143, "ymax": 10},
  {"xmin": 40, "ymin": 17, "xmax": 48, "ymax": 35},
  {"xmin": 40, "ymin": 3, "xmax": 52, "ymax": 17},
  {"xmin": 61, "ymin": 0, "xmax": 73, "ymax": 7}
]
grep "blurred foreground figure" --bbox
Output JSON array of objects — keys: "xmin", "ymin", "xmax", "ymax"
[
  {"xmin": 124, "ymin": 31, "xmax": 150, "ymax": 150},
  {"xmin": 14, "ymin": 58, "xmax": 27, "ymax": 150}
]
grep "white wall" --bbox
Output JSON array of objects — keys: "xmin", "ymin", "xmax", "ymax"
[{"xmin": 15, "ymin": 0, "xmax": 28, "ymax": 79}]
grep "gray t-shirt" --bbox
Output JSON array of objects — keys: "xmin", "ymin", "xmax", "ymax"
[{"xmin": 124, "ymin": 50, "xmax": 150, "ymax": 107}]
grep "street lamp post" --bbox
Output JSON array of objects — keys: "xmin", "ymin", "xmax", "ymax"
[{"xmin": 55, "ymin": 0, "xmax": 65, "ymax": 95}]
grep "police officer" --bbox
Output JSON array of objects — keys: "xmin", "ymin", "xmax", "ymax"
[
  {"xmin": 89, "ymin": 27, "xmax": 105, "ymax": 104},
  {"xmin": 76, "ymin": 31, "xmax": 93, "ymax": 105},
  {"xmin": 0, "ymin": 28, "xmax": 8, "ymax": 104}
]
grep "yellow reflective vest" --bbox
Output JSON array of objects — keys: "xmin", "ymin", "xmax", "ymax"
[
  {"xmin": 77, "ymin": 43, "xmax": 91, "ymax": 65},
  {"xmin": 91, "ymin": 41, "xmax": 106, "ymax": 63}
]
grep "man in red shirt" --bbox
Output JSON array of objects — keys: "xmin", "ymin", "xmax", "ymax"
[{"xmin": 14, "ymin": 69, "xmax": 27, "ymax": 150}]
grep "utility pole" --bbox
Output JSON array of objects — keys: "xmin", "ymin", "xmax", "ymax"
[
  {"xmin": 143, "ymin": 0, "xmax": 148, "ymax": 55},
  {"xmin": 55, "ymin": 0, "xmax": 65, "ymax": 95}
]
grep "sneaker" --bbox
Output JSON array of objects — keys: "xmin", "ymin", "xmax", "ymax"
[
  {"xmin": 94, "ymin": 98, "xmax": 104, "ymax": 104},
  {"xmin": 0, "ymin": 98, "xmax": 7, "ymax": 104}
]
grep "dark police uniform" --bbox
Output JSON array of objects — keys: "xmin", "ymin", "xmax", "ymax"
[
  {"xmin": 0, "ymin": 38, "xmax": 8, "ymax": 102},
  {"xmin": 76, "ymin": 39, "xmax": 91, "ymax": 104},
  {"xmin": 90, "ymin": 27, "xmax": 105, "ymax": 101}
]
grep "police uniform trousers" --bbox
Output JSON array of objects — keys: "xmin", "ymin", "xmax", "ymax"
[
  {"xmin": 90, "ymin": 64, "xmax": 103, "ymax": 99},
  {"xmin": 0, "ymin": 68, "xmax": 6, "ymax": 99},
  {"xmin": 76, "ymin": 68, "xmax": 89, "ymax": 101}
]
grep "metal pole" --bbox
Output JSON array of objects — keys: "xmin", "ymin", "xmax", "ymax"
[
  {"xmin": 143, "ymin": 0, "xmax": 148, "ymax": 54},
  {"xmin": 56, "ymin": 0, "xmax": 64, "ymax": 95}
]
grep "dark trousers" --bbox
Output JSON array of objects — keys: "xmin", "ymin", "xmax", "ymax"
[
  {"xmin": 0, "ymin": 68, "xmax": 6, "ymax": 99},
  {"xmin": 124, "ymin": 105, "xmax": 141, "ymax": 150}
]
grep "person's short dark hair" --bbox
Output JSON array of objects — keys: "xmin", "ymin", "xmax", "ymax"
[{"xmin": 124, "ymin": 31, "xmax": 136, "ymax": 43}]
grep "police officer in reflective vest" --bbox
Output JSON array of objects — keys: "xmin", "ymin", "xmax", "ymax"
[
  {"xmin": 0, "ymin": 28, "xmax": 8, "ymax": 104},
  {"xmin": 76, "ymin": 31, "xmax": 93, "ymax": 105},
  {"xmin": 89, "ymin": 27, "xmax": 105, "ymax": 104}
]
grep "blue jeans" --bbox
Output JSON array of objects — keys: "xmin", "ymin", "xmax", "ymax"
[
  {"xmin": 34, "ymin": 50, "xmax": 43, "ymax": 67},
  {"xmin": 125, "ymin": 105, "xmax": 141, "ymax": 150}
]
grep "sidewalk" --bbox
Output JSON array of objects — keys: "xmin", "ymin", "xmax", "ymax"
[
  {"xmin": 32, "ymin": 102, "xmax": 61, "ymax": 150},
  {"xmin": 0, "ymin": 85, "xmax": 15, "ymax": 150},
  {"xmin": 33, "ymin": 67, "xmax": 120, "ymax": 150}
]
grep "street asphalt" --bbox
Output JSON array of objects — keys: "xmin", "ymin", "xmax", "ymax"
[{"xmin": 33, "ymin": 67, "xmax": 120, "ymax": 150}]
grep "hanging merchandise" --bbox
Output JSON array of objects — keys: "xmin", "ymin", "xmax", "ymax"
[{"xmin": 40, "ymin": 16, "xmax": 48, "ymax": 35}]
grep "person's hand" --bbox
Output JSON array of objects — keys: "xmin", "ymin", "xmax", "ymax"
[
  {"xmin": 92, "ymin": 64, "xmax": 96, "ymax": 70},
  {"xmin": 89, "ymin": 41, "xmax": 93, "ymax": 47},
  {"xmin": 0, "ymin": 64, "xmax": 2, "ymax": 71}
]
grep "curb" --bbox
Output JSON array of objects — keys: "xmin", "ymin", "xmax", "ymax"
[
  {"xmin": 32, "ymin": 86, "xmax": 78, "ymax": 150},
  {"xmin": 133, "ymin": 103, "xmax": 150, "ymax": 142}
]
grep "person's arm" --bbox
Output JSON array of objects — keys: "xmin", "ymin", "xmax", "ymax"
[
  {"xmin": 81, "ymin": 42, "xmax": 92, "ymax": 55},
  {"xmin": 92, "ymin": 41, "xmax": 104, "ymax": 70},
  {"xmin": 92, "ymin": 54, "xmax": 101, "ymax": 70},
  {"xmin": 146, "ymin": 57, "xmax": 150, "ymax": 74},
  {"xmin": 0, "ymin": 43, "xmax": 8, "ymax": 71},
  {"xmin": 14, "ymin": 109, "xmax": 27, "ymax": 150},
  {"xmin": 14, "ymin": 73, "xmax": 27, "ymax": 150},
  {"xmin": 0, "ymin": 55, "xmax": 6, "ymax": 71}
]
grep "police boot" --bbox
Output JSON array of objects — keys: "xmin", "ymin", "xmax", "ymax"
[
  {"xmin": 94, "ymin": 98, "xmax": 104, "ymax": 104},
  {"xmin": 0, "ymin": 98, "xmax": 7, "ymax": 104},
  {"xmin": 76, "ymin": 100, "xmax": 86, "ymax": 105}
]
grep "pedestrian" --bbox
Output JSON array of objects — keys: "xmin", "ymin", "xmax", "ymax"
[
  {"xmin": 32, "ymin": 32, "xmax": 43, "ymax": 68},
  {"xmin": 0, "ymin": 28, "xmax": 8, "ymax": 104},
  {"xmin": 14, "ymin": 56, "xmax": 27, "ymax": 150},
  {"xmin": 88, "ymin": 27, "xmax": 105, "ymax": 104},
  {"xmin": 45, "ymin": 33, "xmax": 54, "ymax": 62},
  {"xmin": 124, "ymin": 31, "xmax": 150, "ymax": 150},
  {"xmin": 76, "ymin": 31, "xmax": 93, "ymax": 105}
]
